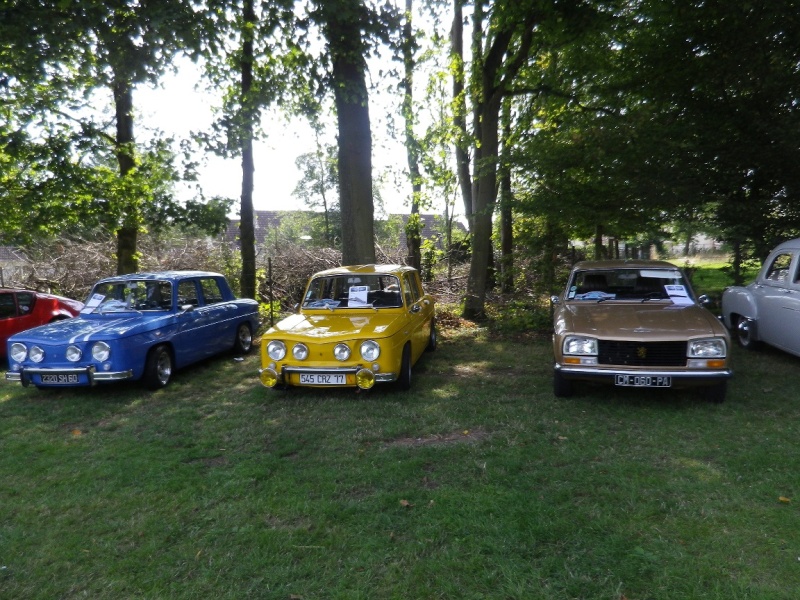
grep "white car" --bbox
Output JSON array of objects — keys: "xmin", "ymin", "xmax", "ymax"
[{"xmin": 722, "ymin": 237, "xmax": 800, "ymax": 355}]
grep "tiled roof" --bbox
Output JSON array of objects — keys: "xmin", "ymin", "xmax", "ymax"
[{"xmin": 0, "ymin": 246, "xmax": 28, "ymax": 264}]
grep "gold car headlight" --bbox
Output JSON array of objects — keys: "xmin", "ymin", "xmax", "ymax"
[
  {"xmin": 9, "ymin": 343, "xmax": 27, "ymax": 363},
  {"xmin": 334, "ymin": 343, "xmax": 351, "ymax": 361},
  {"xmin": 360, "ymin": 340, "xmax": 380, "ymax": 361},
  {"xmin": 292, "ymin": 343, "xmax": 309, "ymax": 360},
  {"xmin": 267, "ymin": 340, "xmax": 287, "ymax": 361},
  {"xmin": 563, "ymin": 336, "xmax": 598, "ymax": 355},
  {"xmin": 688, "ymin": 338, "xmax": 726, "ymax": 358}
]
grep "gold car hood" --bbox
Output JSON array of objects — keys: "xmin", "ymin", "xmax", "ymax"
[
  {"xmin": 558, "ymin": 301, "xmax": 723, "ymax": 340},
  {"xmin": 269, "ymin": 311, "xmax": 407, "ymax": 342}
]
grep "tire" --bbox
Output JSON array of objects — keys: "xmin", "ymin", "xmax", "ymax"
[
  {"xmin": 735, "ymin": 316, "xmax": 760, "ymax": 350},
  {"xmin": 707, "ymin": 381, "xmax": 727, "ymax": 404},
  {"xmin": 144, "ymin": 345, "xmax": 173, "ymax": 389},
  {"xmin": 233, "ymin": 322, "xmax": 253, "ymax": 354},
  {"xmin": 426, "ymin": 319, "xmax": 437, "ymax": 352},
  {"xmin": 397, "ymin": 343, "xmax": 412, "ymax": 391},
  {"xmin": 553, "ymin": 369, "xmax": 574, "ymax": 398}
]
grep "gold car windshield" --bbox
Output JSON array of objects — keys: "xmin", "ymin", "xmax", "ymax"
[
  {"xmin": 567, "ymin": 268, "xmax": 692, "ymax": 302},
  {"xmin": 302, "ymin": 275, "xmax": 403, "ymax": 309}
]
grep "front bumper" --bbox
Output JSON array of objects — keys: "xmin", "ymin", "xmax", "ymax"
[
  {"xmin": 259, "ymin": 365, "xmax": 396, "ymax": 390},
  {"xmin": 555, "ymin": 363, "xmax": 732, "ymax": 385},
  {"xmin": 6, "ymin": 366, "xmax": 134, "ymax": 387}
]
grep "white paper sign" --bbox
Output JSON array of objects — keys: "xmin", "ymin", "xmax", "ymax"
[
  {"xmin": 665, "ymin": 285, "xmax": 693, "ymax": 306},
  {"xmin": 348, "ymin": 286, "xmax": 369, "ymax": 307},
  {"xmin": 81, "ymin": 293, "xmax": 105, "ymax": 313}
]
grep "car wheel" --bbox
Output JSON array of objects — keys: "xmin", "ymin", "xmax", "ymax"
[
  {"xmin": 707, "ymin": 381, "xmax": 727, "ymax": 404},
  {"xmin": 553, "ymin": 369, "xmax": 573, "ymax": 398},
  {"xmin": 144, "ymin": 345, "xmax": 173, "ymax": 389},
  {"xmin": 735, "ymin": 316, "xmax": 760, "ymax": 350},
  {"xmin": 397, "ymin": 343, "xmax": 412, "ymax": 391},
  {"xmin": 426, "ymin": 319, "xmax": 437, "ymax": 352},
  {"xmin": 233, "ymin": 323, "xmax": 253, "ymax": 354}
]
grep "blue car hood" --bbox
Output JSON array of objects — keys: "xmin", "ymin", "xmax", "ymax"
[{"xmin": 10, "ymin": 313, "xmax": 173, "ymax": 344}]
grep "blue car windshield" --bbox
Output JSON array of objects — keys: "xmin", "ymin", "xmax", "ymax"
[
  {"xmin": 85, "ymin": 280, "xmax": 173, "ymax": 313},
  {"xmin": 567, "ymin": 268, "xmax": 693, "ymax": 302},
  {"xmin": 303, "ymin": 275, "xmax": 403, "ymax": 309}
]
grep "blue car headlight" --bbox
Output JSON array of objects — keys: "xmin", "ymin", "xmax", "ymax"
[
  {"xmin": 92, "ymin": 341, "xmax": 111, "ymax": 362},
  {"xmin": 66, "ymin": 345, "xmax": 82, "ymax": 362},
  {"xmin": 29, "ymin": 346, "xmax": 45, "ymax": 363},
  {"xmin": 9, "ymin": 343, "xmax": 27, "ymax": 363}
]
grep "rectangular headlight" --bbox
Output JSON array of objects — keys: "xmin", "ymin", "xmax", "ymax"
[
  {"xmin": 688, "ymin": 338, "xmax": 727, "ymax": 358},
  {"xmin": 563, "ymin": 336, "xmax": 598, "ymax": 356}
]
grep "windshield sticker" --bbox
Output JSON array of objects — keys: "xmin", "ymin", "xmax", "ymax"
[
  {"xmin": 640, "ymin": 269, "xmax": 680, "ymax": 279},
  {"xmin": 665, "ymin": 284, "xmax": 693, "ymax": 305},
  {"xmin": 348, "ymin": 285, "xmax": 369, "ymax": 307},
  {"xmin": 81, "ymin": 293, "xmax": 105, "ymax": 313},
  {"xmin": 567, "ymin": 285, "xmax": 577, "ymax": 299},
  {"xmin": 575, "ymin": 291, "xmax": 616, "ymax": 300}
]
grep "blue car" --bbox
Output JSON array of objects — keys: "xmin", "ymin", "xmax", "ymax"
[{"xmin": 5, "ymin": 271, "xmax": 260, "ymax": 389}]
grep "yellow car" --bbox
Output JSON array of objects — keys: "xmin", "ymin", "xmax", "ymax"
[{"xmin": 259, "ymin": 265, "xmax": 436, "ymax": 391}]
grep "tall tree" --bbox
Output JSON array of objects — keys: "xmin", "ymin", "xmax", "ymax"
[
  {"xmin": 310, "ymin": 0, "xmax": 388, "ymax": 265},
  {"xmin": 1, "ymin": 0, "xmax": 214, "ymax": 273},
  {"xmin": 462, "ymin": 0, "xmax": 538, "ymax": 319},
  {"xmin": 402, "ymin": 0, "xmax": 423, "ymax": 271},
  {"xmin": 199, "ymin": 0, "xmax": 300, "ymax": 298}
]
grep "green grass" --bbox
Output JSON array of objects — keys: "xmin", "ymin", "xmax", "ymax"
[{"xmin": 2, "ymin": 322, "xmax": 800, "ymax": 599}]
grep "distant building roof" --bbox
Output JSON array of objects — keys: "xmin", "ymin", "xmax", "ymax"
[
  {"xmin": 0, "ymin": 246, "xmax": 28, "ymax": 264},
  {"xmin": 224, "ymin": 210, "xmax": 466, "ymax": 251}
]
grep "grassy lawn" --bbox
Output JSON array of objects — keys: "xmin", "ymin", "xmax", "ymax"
[{"xmin": 2, "ymin": 278, "xmax": 799, "ymax": 598}]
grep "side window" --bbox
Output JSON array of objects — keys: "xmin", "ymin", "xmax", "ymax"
[
  {"xmin": 178, "ymin": 281, "xmax": 199, "ymax": 307},
  {"xmin": 199, "ymin": 278, "xmax": 224, "ymax": 305},
  {"xmin": 402, "ymin": 274, "xmax": 414, "ymax": 308},
  {"xmin": 764, "ymin": 252, "xmax": 793, "ymax": 284},
  {"xmin": 0, "ymin": 293, "xmax": 16, "ymax": 319},
  {"xmin": 17, "ymin": 292, "xmax": 35, "ymax": 314}
]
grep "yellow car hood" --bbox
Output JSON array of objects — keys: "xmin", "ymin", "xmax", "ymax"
[
  {"xmin": 269, "ymin": 311, "xmax": 407, "ymax": 342},
  {"xmin": 557, "ymin": 302, "xmax": 725, "ymax": 340}
]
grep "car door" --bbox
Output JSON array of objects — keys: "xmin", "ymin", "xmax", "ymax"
[
  {"xmin": 755, "ymin": 250, "xmax": 797, "ymax": 348},
  {"xmin": 197, "ymin": 277, "xmax": 232, "ymax": 353},
  {"xmin": 172, "ymin": 279, "xmax": 209, "ymax": 365},
  {"xmin": 402, "ymin": 272, "xmax": 430, "ymax": 364}
]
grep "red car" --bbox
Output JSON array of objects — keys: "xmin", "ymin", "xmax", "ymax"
[{"xmin": 0, "ymin": 289, "xmax": 84, "ymax": 357}]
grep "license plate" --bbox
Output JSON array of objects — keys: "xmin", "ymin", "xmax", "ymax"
[
  {"xmin": 615, "ymin": 374, "xmax": 671, "ymax": 388},
  {"xmin": 299, "ymin": 373, "xmax": 347, "ymax": 385},
  {"xmin": 40, "ymin": 373, "xmax": 80, "ymax": 385}
]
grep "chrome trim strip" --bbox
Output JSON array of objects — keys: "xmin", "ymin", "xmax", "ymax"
[
  {"xmin": 6, "ymin": 366, "xmax": 134, "ymax": 386},
  {"xmin": 555, "ymin": 364, "xmax": 732, "ymax": 379}
]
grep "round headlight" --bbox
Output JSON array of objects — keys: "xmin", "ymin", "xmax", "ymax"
[
  {"xmin": 267, "ymin": 340, "xmax": 287, "ymax": 361},
  {"xmin": 29, "ymin": 346, "xmax": 45, "ymax": 363},
  {"xmin": 334, "ymin": 343, "xmax": 351, "ymax": 361},
  {"xmin": 360, "ymin": 340, "xmax": 381, "ymax": 361},
  {"xmin": 292, "ymin": 343, "xmax": 309, "ymax": 360},
  {"xmin": 92, "ymin": 341, "xmax": 111, "ymax": 362},
  {"xmin": 9, "ymin": 343, "xmax": 27, "ymax": 363},
  {"xmin": 65, "ymin": 345, "xmax": 82, "ymax": 362}
]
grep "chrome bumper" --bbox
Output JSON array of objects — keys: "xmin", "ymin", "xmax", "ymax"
[
  {"xmin": 555, "ymin": 363, "xmax": 732, "ymax": 381},
  {"xmin": 279, "ymin": 366, "xmax": 397, "ymax": 383},
  {"xmin": 6, "ymin": 366, "xmax": 134, "ymax": 386}
]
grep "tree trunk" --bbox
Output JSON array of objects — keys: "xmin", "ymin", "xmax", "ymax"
[
  {"xmin": 113, "ymin": 76, "xmax": 138, "ymax": 275},
  {"xmin": 403, "ymin": 0, "xmax": 422, "ymax": 271},
  {"xmin": 324, "ymin": 1, "xmax": 375, "ymax": 265},
  {"xmin": 499, "ymin": 98, "xmax": 513, "ymax": 293},
  {"xmin": 238, "ymin": 0, "xmax": 257, "ymax": 299},
  {"xmin": 451, "ymin": 0, "xmax": 472, "ymax": 228}
]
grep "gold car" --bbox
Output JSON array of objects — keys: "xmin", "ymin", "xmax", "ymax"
[
  {"xmin": 259, "ymin": 265, "xmax": 436, "ymax": 391},
  {"xmin": 552, "ymin": 260, "xmax": 732, "ymax": 402}
]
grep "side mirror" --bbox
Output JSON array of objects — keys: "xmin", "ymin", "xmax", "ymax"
[
  {"xmin": 698, "ymin": 294, "xmax": 712, "ymax": 307},
  {"xmin": 180, "ymin": 304, "xmax": 194, "ymax": 313},
  {"xmin": 550, "ymin": 295, "xmax": 560, "ymax": 305},
  {"xmin": 410, "ymin": 304, "xmax": 422, "ymax": 314}
]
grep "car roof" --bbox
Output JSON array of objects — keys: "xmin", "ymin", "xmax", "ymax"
[
  {"xmin": 768, "ymin": 238, "xmax": 800, "ymax": 253},
  {"xmin": 95, "ymin": 270, "xmax": 223, "ymax": 284},
  {"xmin": 310, "ymin": 264, "xmax": 417, "ymax": 277},
  {"xmin": 572, "ymin": 259, "xmax": 680, "ymax": 271}
]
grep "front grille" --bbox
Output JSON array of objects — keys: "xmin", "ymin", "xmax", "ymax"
[{"xmin": 598, "ymin": 340, "xmax": 686, "ymax": 367}]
